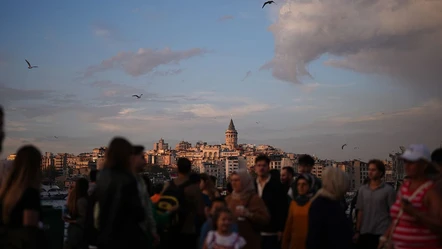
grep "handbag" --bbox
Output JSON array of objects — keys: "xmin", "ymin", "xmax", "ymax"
[{"xmin": 383, "ymin": 181, "xmax": 433, "ymax": 249}]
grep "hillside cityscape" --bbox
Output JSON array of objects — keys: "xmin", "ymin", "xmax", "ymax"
[{"xmin": 1, "ymin": 119, "xmax": 406, "ymax": 192}]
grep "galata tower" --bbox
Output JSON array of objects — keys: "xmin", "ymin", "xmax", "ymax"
[{"xmin": 225, "ymin": 119, "xmax": 238, "ymax": 150}]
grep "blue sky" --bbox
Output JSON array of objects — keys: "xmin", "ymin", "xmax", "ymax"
[{"xmin": 1, "ymin": 0, "xmax": 441, "ymax": 160}]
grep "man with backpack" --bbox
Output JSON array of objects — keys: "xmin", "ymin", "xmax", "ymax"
[{"xmin": 158, "ymin": 158, "xmax": 205, "ymax": 249}]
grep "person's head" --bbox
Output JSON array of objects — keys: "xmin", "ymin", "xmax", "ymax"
[
  {"xmin": 0, "ymin": 145, "xmax": 42, "ymax": 223},
  {"xmin": 177, "ymin": 157, "xmax": 192, "ymax": 175},
  {"xmin": 298, "ymin": 154, "xmax": 315, "ymax": 174},
  {"xmin": 213, "ymin": 207, "xmax": 233, "ymax": 233},
  {"xmin": 131, "ymin": 145, "xmax": 146, "ymax": 172},
  {"xmin": 254, "ymin": 154, "xmax": 270, "ymax": 177},
  {"xmin": 431, "ymin": 148, "xmax": 442, "ymax": 169},
  {"xmin": 281, "ymin": 166, "xmax": 295, "ymax": 184},
  {"xmin": 367, "ymin": 159, "xmax": 385, "ymax": 181},
  {"xmin": 104, "ymin": 137, "xmax": 133, "ymax": 170},
  {"xmin": 230, "ymin": 170, "xmax": 255, "ymax": 196},
  {"xmin": 400, "ymin": 144, "xmax": 432, "ymax": 179},
  {"xmin": 0, "ymin": 106, "xmax": 4, "ymax": 154},
  {"xmin": 154, "ymin": 183, "xmax": 164, "ymax": 195},
  {"xmin": 200, "ymin": 173, "xmax": 215, "ymax": 191},
  {"xmin": 89, "ymin": 170, "xmax": 97, "ymax": 183},
  {"xmin": 209, "ymin": 197, "xmax": 227, "ymax": 216},
  {"xmin": 320, "ymin": 167, "xmax": 349, "ymax": 200},
  {"xmin": 296, "ymin": 174, "xmax": 313, "ymax": 196}
]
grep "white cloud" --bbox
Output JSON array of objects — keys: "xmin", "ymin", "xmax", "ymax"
[
  {"xmin": 181, "ymin": 103, "xmax": 272, "ymax": 118},
  {"xmin": 263, "ymin": 0, "xmax": 442, "ymax": 89},
  {"xmin": 218, "ymin": 15, "xmax": 234, "ymax": 22},
  {"xmin": 84, "ymin": 47, "xmax": 207, "ymax": 77}
]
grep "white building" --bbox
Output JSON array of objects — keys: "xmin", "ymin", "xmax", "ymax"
[{"xmin": 225, "ymin": 156, "xmax": 246, "ymax": 179}]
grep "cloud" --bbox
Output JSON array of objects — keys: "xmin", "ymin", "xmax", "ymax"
[
  {"xmin": 0, "ymin": 85, "xmax": 54, "ymax": 105},
  {"xmin": 300, "ymin": 82, "xmax": 356, "ymax": 93},
  {"xmin": 151, "ymin": 68, "xmax": 184, "ymax": 77},
  {"xmin": 91, "ymin": 23, "xmax": 119, "ymax": 40},
  {"xmin": 218, "ymin": 15, "xmax": 234, "ymax": 22},
  {"xmin": 180, "ymin": 103, "xmax": 272, "ymax": 118},
  {"xmin": 241, "ymin": 70, "xmax": 252, "ymax": 81},
  {"xmin": 263, "ymin": 0, "xmax": 442, "ymax": 90},
  {"xmin": 83, "ymin": 47, "xmax": 207, "ymax": 77}
]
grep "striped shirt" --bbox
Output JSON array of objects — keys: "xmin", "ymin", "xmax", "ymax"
[{"xmin": 390, "ymin": 180, "xmax": 442, "ymax": 249}]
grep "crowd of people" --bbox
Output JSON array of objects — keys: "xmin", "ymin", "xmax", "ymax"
[{"xmin": 0, "ymin": 106, "xmax": 442, "ymax": 249}]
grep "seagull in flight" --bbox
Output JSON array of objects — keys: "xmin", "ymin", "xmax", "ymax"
[
  {"xmin": 262, "ymin": 1, "xmax": 275, "ymax": 8},
  {"xmin": 25, "ymin": 59, "xmax": 38, "ymax": 69},
  {"xmin": 54, "ymin": 136, "xmax": 58, "ymax": 139},
  {"xmin": 132, "ymin": 94, "xmax": 143, "ymax": 99}
]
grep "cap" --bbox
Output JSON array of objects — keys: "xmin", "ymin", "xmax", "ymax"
[{"xmin": 399, "ymin": 144, "xmax": 431, "ymax": 162}]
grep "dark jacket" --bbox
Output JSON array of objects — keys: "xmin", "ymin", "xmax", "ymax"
[
  {"xmin": 95, "ymin": 168, "xmax": 147, "ymax": 249},
  {"xmin": 255, "ymin": 176, "xmax": 289, "ymax": 233},
  {"xmin": 306, "ymin": 196, "xmax": 353, "ymax": 249}
]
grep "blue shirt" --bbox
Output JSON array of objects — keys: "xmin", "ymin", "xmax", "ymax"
[{"xmin": 199, "ymin": 218, "xmax": 239, "ymax": 249}]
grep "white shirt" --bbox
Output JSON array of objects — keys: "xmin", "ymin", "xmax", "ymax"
[
  {"xmin": 256, "ymin": 175, "xmax": 271, "ymax": 198},
  {"xmin": 206, "ymin": 231, "xmax": 246, "ymax": 249}
]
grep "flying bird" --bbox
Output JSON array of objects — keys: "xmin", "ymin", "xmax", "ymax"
[
  {"xmin": 132, "ymin": 94, "xmax": 143, "ymax": 99},
  {"xmin": 54, "ymin": 136, "xmax": 58, "ymax": 139},
  {"xmin": 262, "ymin": 1, "xmax": 275, "ymax": 8},
  {"xmin": 354, "ymin": 147, "xmax": 359, "ymax": 150},
  {"xmin": 256, "ymin": 122, "xmax": 259, "ymax": 124},
  {"xmin": 25, "ymin": 59, "xmax": 38, "ymax": 69},
  {"xmin": 341, "ymin": 144, "xmax": 347, "ymax": 150}
]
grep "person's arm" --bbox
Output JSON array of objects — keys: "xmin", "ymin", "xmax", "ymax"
[
  {"xmin": 199, "ymin": 221, "xmax": 210, "ymax": 249},
  {"xmin": 354, "ymin": 188, "xmax": 363, "ymax": 235},
  {"xmin": 282, "ymin": 201, "xmax": 294, "ymax": 249},
  {"xmin": 246, "ymin": 194, "xmax": 270, "ymax": 226}
]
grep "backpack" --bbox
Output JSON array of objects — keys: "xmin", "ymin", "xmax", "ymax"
[
  {"xmin": 156, "ymin": 180, "xmax": 193, "ymax": 232},
  {"xmin": 84, "ymin": 189, "xmax": 99, "ymax": 246}
]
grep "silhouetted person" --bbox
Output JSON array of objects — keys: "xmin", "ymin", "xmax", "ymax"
[
  {"xmin": 255, "ymin": 155, "xmax": 288, "ymax": 249},
  {"xmin": 0, "ymin": 145, "xmax": 46, "ymax": 248},
  {"xmin": 95, "ymin": 137, "xmax": 147, "ymax": 249}
]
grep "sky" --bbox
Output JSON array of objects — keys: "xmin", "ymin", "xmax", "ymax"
[{"xmin": 1, "ymin": 0, "xmax": 441, "ymax": 161}]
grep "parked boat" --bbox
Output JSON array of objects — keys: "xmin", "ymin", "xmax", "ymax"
[{"xmin": 40, "ymin": 185, "xmax": 68, "ymax": 200}]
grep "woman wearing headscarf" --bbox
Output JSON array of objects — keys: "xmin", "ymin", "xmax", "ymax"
[
  {"xmin": 282, "ymin": 174, "xmax": 315, "ymax": 249},
  {"xmin": 225, "ymin": 170, "xmax": 270, "ymax": 249},
  {"xmin": 306, "ymin": 167, "xmax": 352, "ymax": 249}
]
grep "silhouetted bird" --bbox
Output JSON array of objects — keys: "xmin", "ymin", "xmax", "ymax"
[
  {"xmin": 262, "ymin": 1, "xmax": 275, "ymax": 8},
  {"xmin": 342, "ymin": 144, "xmax": 347, "ymax": 150},
  {"xmin": 132, "ymin": 94, "xmax": 143, "ymax": 99},
  {"xmin": 25, "ymin": 59, "xmax": 38, "ymax": 69}
]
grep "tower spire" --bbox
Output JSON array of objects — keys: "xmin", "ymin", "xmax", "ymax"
[{"xmin": 228, "ymin": 118, "xmax": 236, "ymax": 131}]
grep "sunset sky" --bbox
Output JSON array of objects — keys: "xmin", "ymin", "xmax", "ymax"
[{"xmin": 1, "ymin": 0, "xmax": 441, "ymax": 160}]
